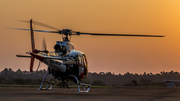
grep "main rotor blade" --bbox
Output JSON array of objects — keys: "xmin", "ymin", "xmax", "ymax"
[
  {"xmin": 9, "ymin": 28, "xmax": 60, "ymax": 33},
  {"xmin": 76, "ymin": 32, "xmax": 165, "ymax": 37},
  {"xmin": 18, "ymin": 20, "xmax": 60, "ymax": 31}
]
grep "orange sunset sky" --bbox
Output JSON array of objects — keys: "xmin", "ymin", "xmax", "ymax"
[{"xmin": 0, "ymin": 0, "xmax": 180, "ymax": 74}]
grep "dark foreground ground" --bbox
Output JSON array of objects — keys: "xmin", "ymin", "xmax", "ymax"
[{"xmin": 0, "ymin": 86, "xmax": 180, "ymax": 101}]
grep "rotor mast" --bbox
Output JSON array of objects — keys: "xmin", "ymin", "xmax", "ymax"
[{"xmin": 61, "ymin": 29, "xmax": 72, "ymax": 42}]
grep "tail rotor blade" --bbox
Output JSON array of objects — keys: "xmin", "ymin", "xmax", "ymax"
[
  {"xmin": 30, "ymin": 19, "xmax": 35, "ymax": 72},
  {"xmin": 42, "ymin": 38, "xmax": 47, "ymax": 51},
  {"xmin": 42, "ymin": 38, "xmax": 49, "ymax": 54},
  {"xmin": 30, "ymin": 19, "xmax": 35, "ymax": 51}
]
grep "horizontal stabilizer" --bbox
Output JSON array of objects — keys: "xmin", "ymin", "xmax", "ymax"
[{"xmin": 16, "ymin": 55, "xmax": 31, "ymax": 58}]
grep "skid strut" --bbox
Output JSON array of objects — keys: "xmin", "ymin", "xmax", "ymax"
[
  {"xmin": 69, "ymin": 75, "xmax": 91, "ymax": 93},
  {"xmin": 38, "ymin": 73, "xmax": 55, "ymax": 90}
]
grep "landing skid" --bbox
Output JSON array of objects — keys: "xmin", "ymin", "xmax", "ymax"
[
  {"xmin": 38, "ymin": 73, "xmax": 91, "ymax": 93},
  {"xmin": 69, "ymin": 75, "xmax": 91, "ymax": 93},
  {"xmin": 38, "ymin": 73, "xmax": 55, "ymax": 90}
]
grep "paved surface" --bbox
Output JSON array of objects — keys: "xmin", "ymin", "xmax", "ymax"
[{"xmin": 0, "ymin": 87, "xmax": 180, "ymax": 101}]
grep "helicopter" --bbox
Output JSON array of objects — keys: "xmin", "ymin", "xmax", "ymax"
[{"xmin": 12, "ymin": 19, "xmax": 164, "ymax": 93}]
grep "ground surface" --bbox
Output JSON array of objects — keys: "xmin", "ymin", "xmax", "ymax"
[{"xmin": 0, "ymin": 86, "xmax": 180, "ymax": 101}]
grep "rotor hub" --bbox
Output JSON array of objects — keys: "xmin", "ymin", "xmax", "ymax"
[{"xmin": 62, "ymin": 29, "xmax": 72, "ymax": 35}]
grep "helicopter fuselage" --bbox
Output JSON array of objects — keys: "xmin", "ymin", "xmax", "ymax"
[{"xmin": 31, "ymin": 47, "xmax": 88, "ymax": 81}]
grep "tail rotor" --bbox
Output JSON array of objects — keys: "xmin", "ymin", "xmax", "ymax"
[
  {"xmin": 36, "ymin": 38, "xmax": 48, "ymax": 71},
  {"xmin": 42, "ymin": 38, "xmax": 49, "ymax": 55}
]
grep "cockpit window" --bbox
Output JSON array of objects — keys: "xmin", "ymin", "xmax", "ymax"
[
  {"xmin": 54, "ymin": 44, "xmax": 67, "ymax": 55},
  {"xmin": 78, "ymin": 54, "xmax": 88, "ymax": 67},
  {"xmin": 78, "ymin": 55, "xmax": 83, "ymax": 65},
  {"xmin": 83, "ymin": 55, "xmax": 87, "ymax": 66},
  {"xmin": 54, "ymin": 44, "xmax": 62, "ymax": 52}
]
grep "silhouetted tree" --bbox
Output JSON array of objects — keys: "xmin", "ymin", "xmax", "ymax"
[
  {"xmin": 92, "ymin": 80, "xmax": 105, "ymax": 86},
  {"xmin": 0, "ymin": 68, "xmax": 180, "ymax": 86},
  {"xmin": 131, "ymin": 80, "xmax": 137, "ymax": 86}
]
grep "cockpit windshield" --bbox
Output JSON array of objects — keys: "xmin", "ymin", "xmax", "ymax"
[{"xmin": 78, "ymin": 54, "xmax": 88, "ymax": 67}]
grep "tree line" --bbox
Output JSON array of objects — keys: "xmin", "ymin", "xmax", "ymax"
[{"xmin": 0, "ymin": 68, "xmax": 180, "ymax": 86}]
